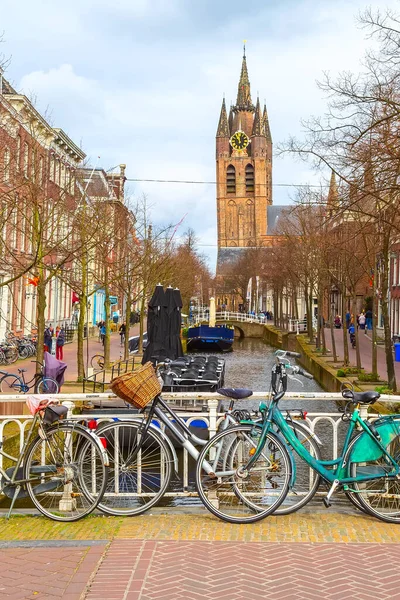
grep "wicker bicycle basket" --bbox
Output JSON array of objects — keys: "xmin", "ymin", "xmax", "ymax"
[{"xmin": 110, "ymin": 362, "xmax": 162, "ymax": 409}]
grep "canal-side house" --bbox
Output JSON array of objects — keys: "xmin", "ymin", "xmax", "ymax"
[
  {"xmin": 75, "ymin": 165, "xmax": 137, "ymax": 329},
  {"xmin": 0, "ymin": 74, "xmax": 85, "ymax": 339}
]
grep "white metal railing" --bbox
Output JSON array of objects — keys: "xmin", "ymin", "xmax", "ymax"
[
  {"xmin": 194, "ymin": 310, "xmax": 268, "ymax": 324},
  {"xmin": 288, "ymin": 317, "xmax": 318, "ymax": 333},
  {"xmin": 0, "ymin": 392, "xmax": 399, "ymax": 499}
]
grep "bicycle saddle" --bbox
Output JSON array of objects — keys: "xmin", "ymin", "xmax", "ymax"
[
  {"xmin": 343, "ymin": 390, "xmax": 380, "ymax": 404},
  {"xmin": 217, "ymin": 388, "xmax": 253, "ymax": 400},
  {"xmin": 18, "ymin": 368, "xmax": 27, "ymax": 373}
]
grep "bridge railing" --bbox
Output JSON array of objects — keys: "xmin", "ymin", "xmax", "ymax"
[
  {"xmin": 193, "ymin": 310, "xmax": 268, "ymax": 324},
  {"xmin": 0, "ymin": 391, "xmax": 399, "ymax": 501}
]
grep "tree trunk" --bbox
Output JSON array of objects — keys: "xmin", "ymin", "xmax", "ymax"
[
  {"xmin": 381, "ymin": 245, "xmax": 396, "ymax": 391},
  {"xmin": 342, "ymin": 291, "xmax": 349, "ymax": 367},
  {"xmin": 77, "ymin": 254, "xmax": 87, "ymax": 382},
  {"xmin": 104, "ymin": 272, "xmax": 111, "ymax": 369},
  {"xmin": 352, "ymin": 295, "xmax": 362, "ymax": 370},
  {"xmin": 124, "ymin": 292, "xmax": 132, "ymax": 360},
  {"xmin": 35, "ymin": 270, "xmax": 46, "ymax": 374},
  {"xmin": 330, "ymin": 300, "xmax": 338, "ymax": 362},
  {"xmin": 372, "ymin": 273, "xmax": 378, "ymax": 377},
  {"xmin": 138, "ymin": 290, "xmax": 146, "ymax": 354}
]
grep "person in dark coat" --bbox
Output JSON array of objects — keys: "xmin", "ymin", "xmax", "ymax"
[
  {"xmin": 44, "ymin": 327, "xmax": 53, "ymax": 353},
  {"xmin": 56, "ymin": 327, "xmax": 65, "ymax": 360}
]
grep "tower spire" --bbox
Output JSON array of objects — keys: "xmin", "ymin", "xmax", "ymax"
[
  {"xmin": 235, "ymin": 49, "xmax": 254, "ymax": 111},
  {"xmin": 252, "ymin": 97, "xmax": 264, "ymax": 136},
  {"xmin": 327, "ymin": 170, "xmax": 339, "ymax": 207},
  {"xmin": 263, "ymin": 103, "xmax": 272, "ymax": 141},
  {"xmin": 216, "ymin": 97, "xmax": 230, "ymax": 137}
]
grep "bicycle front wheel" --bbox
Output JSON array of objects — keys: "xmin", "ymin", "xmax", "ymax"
[
  {"xmin": 4, "ymin": 347, "xmax": 18, "ymax": 364},
  {"xmin": 24, "ymin": 423, "xmax": 108, "ymax": 521},
  {"xmin": 0, "ymin": 375, "xmax": 23, "ymax": 393},
  {"xmin": 196, "ymin": 424, "xmax": 291, "ymax": 524},
  {"xmin": 35, "ymin": 377, "xmax": 59, "ymax": 394},
  {"xmin": 93, "ymin": 421, "xmax": 173, "ymax": 516},
  {"xmin": 348, "ymin": 432, "xmax": 400, "ymax": 523},
  {"xmin": 91, "ymin": 355, "xmax": 104, "ymax": 370}
]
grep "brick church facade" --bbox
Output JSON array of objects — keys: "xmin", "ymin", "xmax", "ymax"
[{"xmin": 215, "ymin": 49, "xmax": 285, "ymax": 310}]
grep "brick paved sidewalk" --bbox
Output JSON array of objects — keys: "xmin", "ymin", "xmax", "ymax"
[{"xmin": 1, "ymin": 511, "xmax": 400, "ymax": 599}]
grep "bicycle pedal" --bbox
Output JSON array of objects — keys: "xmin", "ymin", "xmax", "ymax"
[{"xmin": 323, "ymin": 497, "xmax": 331, "ymax": 508}]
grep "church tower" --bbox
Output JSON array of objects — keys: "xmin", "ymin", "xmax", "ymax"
[{"xmin": 216, "ymin": 48, "xmax": 272, "ymax": 249}]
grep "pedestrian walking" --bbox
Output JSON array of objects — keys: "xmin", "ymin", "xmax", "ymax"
[
  {"xmin": 119, "ymin": 322, "xmax": 126, "ymax": 346},
  {"xmin": 44, "ymin": 326, "xmax": 53, "ymax": 353},
  {"xmin": 345, "ymin": 311, "xmax": 351, "ymax": 329},
  {"xmin": 56, "ymin": 326, "xmax": 65, "ymax": 360},
  {"xmin": 334, "ymin": 315, "xmax": 341, "ymax": 329},
  {"xmin": 365, "ymin": 309, "xmax": 373, "ymax": 331},
  {"xmin": 100, "ymin": 323, "xmax": 106, "ymax": 346},
  {"xmin": 359, "ymin": 312, "xmax": 366, "ymax": 331}
]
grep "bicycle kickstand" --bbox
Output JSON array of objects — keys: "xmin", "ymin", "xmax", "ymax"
[
  {"xmin": 7, "ymin": 484, "xmax": 22, "ymax": 519},
  {"xmin": 323, "ymin": 479, "xmax": 339, "ymax": 508}
]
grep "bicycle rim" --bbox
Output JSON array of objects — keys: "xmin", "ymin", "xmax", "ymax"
[
  {"xmin": 196, "ymin": 425, "xmax": 291, "ymax": 524},
  {"xmin": 94, "ymin": 421, "xmax": 173, "ymax": 516},
  {"xmin": 25, "ymin": 423, "xmax": 108, "ymax": 521},
  {"xmin": 349, "ymin": 432, "xmax": 400, "ymax": 523},
  {"xmin": 0, "ymin": 375, "xmax": 22, "ymax": 394},
  {"xmin": 36, "ymin": 378, "xmax": 59, "ymax": 394}
]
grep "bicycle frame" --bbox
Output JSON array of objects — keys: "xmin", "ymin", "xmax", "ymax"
[{"xmin": 246, "ymin": 398, "xmax": 400, "ymax": 486}]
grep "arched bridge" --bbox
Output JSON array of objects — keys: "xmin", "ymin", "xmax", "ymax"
[{"xmin": 195, "ymin": 311, "xmax": 266, "ymax": 338}]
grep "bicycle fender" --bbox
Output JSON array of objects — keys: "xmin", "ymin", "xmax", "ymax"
[{"xmin": 87, "ymin": 429, "xmax": 110, "ymax": 467}]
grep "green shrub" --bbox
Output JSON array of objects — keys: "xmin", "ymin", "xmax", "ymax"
[
  {"xmin": 358, "ymin": 372, "xmax": 380, "ymax": 382},
  {"xmin": 337, "ymin": 367, "xmax": 362, "ymax": 377},
  {"xmin": 375, "ymin": 385, "xmax": 394, "ymax": 395}
]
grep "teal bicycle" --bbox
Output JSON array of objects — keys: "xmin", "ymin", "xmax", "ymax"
[{"xmin": 196, "ymin": 350, "xmax": 400, "ymax": 524}]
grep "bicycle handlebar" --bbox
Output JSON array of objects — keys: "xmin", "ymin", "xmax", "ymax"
[{"xmin": 296, "ymin": 367, "xmax": 313, "ymax": 380}]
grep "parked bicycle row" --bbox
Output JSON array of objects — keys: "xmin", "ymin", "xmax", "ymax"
[
  {"xmin": 0, "ymin": 333, "xmax": 37, "ymax": 364},
  {"xmin": 1, "ymin": 350, "xmax": 400, "ymax": 525}
]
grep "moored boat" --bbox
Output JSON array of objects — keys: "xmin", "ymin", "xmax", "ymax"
[{"xmin": 186, "ymin": 324, "xmax": 234, "ymax": 352}]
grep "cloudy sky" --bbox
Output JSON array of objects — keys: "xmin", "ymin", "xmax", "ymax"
[{"xmin": 1, "ymin": 0, "xmax": 398, "ymax": 270}]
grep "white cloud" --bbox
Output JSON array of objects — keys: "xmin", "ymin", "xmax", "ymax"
[{"xmin": 3, "ymin": 0, "xmax": 399, "ymax": 271}]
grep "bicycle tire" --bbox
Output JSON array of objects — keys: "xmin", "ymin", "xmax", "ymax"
[
  {"xmin": 4, "ymin": 347, "xmax": 18, "ymax": 364},
  {"xmin": 24, "ymin": 422, "xmax": 108, "ymax": 521},
  {"xmin": 273, "ymin": 421, "xmax": 322, "ymax": 515},
  {"xmin": 35, "ymin": 377, "xmax": 59, "ymax": 394},
  {"xmin": 91, "ymin": 354, "xmax": 105, "ymax": 370},
  {"xmin": 0, "ymin": 374, "xmax": 23, "ymax": 394},
  {"xmin": 195, "ymin": 424, "xmax": 291, "ymax": 524},
  {"xmin": 91, "ymin": 421, "xmax": 173, "ymax": 516},
  {"xmin": 347, "ymin": 430, "xmax": 400, "ymax": 523}
]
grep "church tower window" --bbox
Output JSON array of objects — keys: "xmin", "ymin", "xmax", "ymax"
[
  {"xmin": 245, "ymin": 163, "xmax": 254, "ymax": 193},
  {"xmin": 226, "ymin": 165, "xmax": 236, "ymax": 194}
]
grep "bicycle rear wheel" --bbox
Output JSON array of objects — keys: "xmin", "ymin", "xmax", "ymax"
[
  {"xmin": 0, "ymin": 375, "xmax": 23, "ymax": 393},
  {"xmin": 348, "ymin": 432, "xmax": 400, "ymax": 523},
  {"xmin": 91, "ymin": 421, "xmax": 173, "ymax": 516},
  {"xmin": 35, "ymin": 377, "xmax": 59, "ymax": 394},
  {"xmin": 196, "ymin": 424, "xmax": 291, "ymax": 524},
  {"xmin": 24, "ymin": 423, "xmax": 108, "ymax": 521}
]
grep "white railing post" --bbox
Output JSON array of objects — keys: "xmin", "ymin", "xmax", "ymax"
[{"xmin": 208, "ymin": 397, "xmax": 219, "ymax": 441}]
